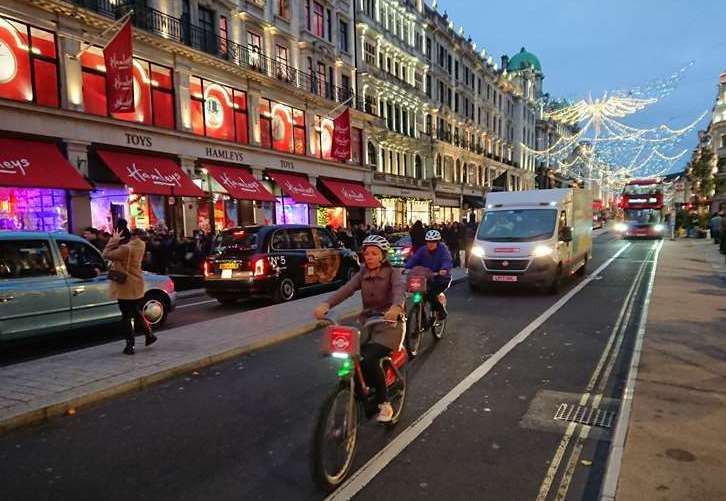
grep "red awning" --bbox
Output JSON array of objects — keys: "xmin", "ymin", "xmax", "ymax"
[
  {"xmin": 201, "ymin": 163, "xmax": 275, "ymax": 202},
  {"xmin": 267, "ymin": 171, "xmax": 330, "ymax": 205},
  {"xmin": 97, "ymin": 150, "xmax": 204, "ymax": 197},
  {"xmin": 0, "ymin": 138, "xmax": 91, "ymax": 190},
  {"xmin": 319, "ymin": 178, "xmax": 381, "ymax": 208}
]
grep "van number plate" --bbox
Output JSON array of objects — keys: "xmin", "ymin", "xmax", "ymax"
[
  {"xmin": 221, "ymin": 269, "xmax": 233, "ymax": 279},
  {"xmin": 492, "ymin": 275, "xmax": 517, "ymax": 282},
  {"xmin": 220, "ymin": 263, "xmax": 238, "ymax": 270}
]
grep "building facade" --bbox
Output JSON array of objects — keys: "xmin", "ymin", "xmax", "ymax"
[{"xmin": 0, "ymin": 0, "xmax": 552, "ymax": 235}]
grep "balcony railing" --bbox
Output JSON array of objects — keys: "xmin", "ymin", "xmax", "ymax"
[{"xmin": 69, "ymin": 0, "xmax": 373, "ymax": 115}]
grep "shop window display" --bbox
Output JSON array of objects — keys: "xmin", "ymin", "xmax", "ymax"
[
  {"xmin": 275, "ymin": 197, "xmax": 309, "ymax": 224},
  {"xmin": 316, "ymin": 207, "xmax": 346, "ymax": 229},
  {"xmin": 90, "ymin": 184, "xmax": 130, "ymax": 233},
  {"xmin": 259, "ymin": 98, "xmax": 306, "ymax": 155},
  {"xmin": 190, "ymin": 77, "xmax": 248, "ymax": 144},
  {"xmin": 0, "ymin": 188, "xmax": 67, "ymax": 231},
  {"xmin": 0, "ymin": 16, "xmax": 59, "ymax": 107},
  {"xmin": 311, "ymin": 115, "xmax": 334, "ymax": 160},
  {"xmin": 80, "ymin": 47, "xmax": 174, "ymax": 128}
]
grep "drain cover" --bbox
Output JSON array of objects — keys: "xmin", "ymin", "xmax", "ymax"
[{"xmin": 553, "ymin": 403, "xmax": 615, "ymax": 429}]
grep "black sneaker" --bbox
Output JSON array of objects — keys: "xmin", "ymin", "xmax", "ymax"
[
  {"xmin": 123, "ymin": 344, "xmax": 135, "ymax": 355},
  {"xmin": 145, "ymin": 334, "xmax": 158, "ymax": 347}
]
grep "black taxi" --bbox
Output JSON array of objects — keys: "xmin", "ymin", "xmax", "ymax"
[{"xmin": 203, "ymin": 225, "xmax": 360, "ymax": 304}]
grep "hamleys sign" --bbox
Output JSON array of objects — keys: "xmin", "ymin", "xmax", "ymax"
[
  {"xmin": 282, "ymin": 179, "xmax": 317, "ymax": 198},
  {"xmin": 126, "ymin": 163, "xmax": 182, "ymax": 187},
  {"xmin": 0, "ymin": 158, "xmax": 30, "ymax": 176},
  {"xmin": 340, "ymin": 187, "xmax": 367, "ymax": 203},
  {"xmin": 219, "ymin": 172, "xmax": 263, "ymax": 193}
]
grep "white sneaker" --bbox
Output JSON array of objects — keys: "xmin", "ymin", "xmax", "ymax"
[{"xmin": 376, "ymin": 402, "xmax": 394, "ymax": 423}]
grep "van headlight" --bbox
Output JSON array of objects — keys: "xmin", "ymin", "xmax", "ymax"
[
  {"xmin": 614, "ymin": 222, "xmax": 628, "ymax": 232},
  {"xmin": 471, "ymin": 245, "xmax": 485, "ymax": 258},
  {"xmin": 654, "ymin": 224, "xmax": 664, "ymax": 232},
  {"xmin": 532, "ymin": 245, "xmax": 554, "ymax": 257}
]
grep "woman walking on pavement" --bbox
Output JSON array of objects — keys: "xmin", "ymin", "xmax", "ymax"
[{"xmin": 103, "ymin": 222, "xmax": 157, "ymax": 355}]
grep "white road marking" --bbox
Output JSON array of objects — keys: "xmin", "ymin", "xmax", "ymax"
[
  {"xmin": 176, "ymin": 299, "xmax": 217, "ymax": 309},
  {"xmin": 325, "ymin": 242, "xmax": 632, "ymax": 501},
  {"xmin": 599, "ymin": 239, "xmax": 664, "ymax": 500},
  {"xmin": 536, "ymin": 242, "xmax": 647, "ymax": 501},
  {"xmin": 539, "ymin": 241, "xmax": 657, "ymax": 501}
]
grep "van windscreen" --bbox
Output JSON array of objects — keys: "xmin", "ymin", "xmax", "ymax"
[{"xmin": 477, "ymin": 209, "xmax": 557, "ymax": 242}]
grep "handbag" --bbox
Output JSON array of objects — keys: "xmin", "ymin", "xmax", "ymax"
[{"xmin": 108, "ymin": 247, "xmax": 132, "ymax": 284}]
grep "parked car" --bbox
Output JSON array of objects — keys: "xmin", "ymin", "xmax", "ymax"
[
  {"xmin": 0, "ymin": 231, "xmax": 177, "ymax": 342},
  {"xmin": 386, "ymin": 232, "xmax": 413, "ymax": 268},
  {"xmin": 203, "ymin": 225, "xmax": 360, "ymax": 304}
]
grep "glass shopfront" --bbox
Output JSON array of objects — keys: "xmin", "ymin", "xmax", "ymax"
[
  {"xmin": 275, "ymin": 196, "xmax": 309, "ymax": 224},
  {"xmin": 316, "ymin": 207, "xmax": 346, "ymax": 229},
  {"xmin": 374, "ymin": 197, "xmax": 431, "ymax": 227},
  {"xmin": 433, "ymin": 206, "xmax": 461, "ymax": 224},
  {"xmin": 0, "ymin": 187, "xmax": 67, "ymax": 231}
]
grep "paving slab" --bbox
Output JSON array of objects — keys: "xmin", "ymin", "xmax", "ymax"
[{"xmin": 611, "ymin": 239, "xmax": 726, "ymax": 501}]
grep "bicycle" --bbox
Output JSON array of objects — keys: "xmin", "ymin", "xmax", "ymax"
[
  {"xmin": 311, "ymin": 316, "xmax": 408, "ymax": 492},
  {"xmin": 404, "ymin": 267, "xmax": 449, "ymax": 358}
]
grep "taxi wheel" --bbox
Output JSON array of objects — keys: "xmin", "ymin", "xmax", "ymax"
[
  {"xmin": 142, "ymin": 292, "xmax": 169, "ymax": 328},
  {"xmin": 273, "ymin": 277, "xmax": 296, "ymax": 303}
]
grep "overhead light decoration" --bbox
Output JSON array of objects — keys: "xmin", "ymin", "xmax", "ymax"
[{"xmin": 525, "ymin": 63, "xmax": 707, "ymax": 186}]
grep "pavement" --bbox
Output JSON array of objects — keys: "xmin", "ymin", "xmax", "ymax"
[
  {"xmin": 0, "ymin": 268, "xmax": 468, "ymax": 433},
  {"xmin": 604, "ymin": 238, "xmax": 726, "ymax": 500}
]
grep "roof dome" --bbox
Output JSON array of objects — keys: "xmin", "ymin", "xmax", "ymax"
[{"xmin": 507, "ymin": 47, "xmax": 541, "ymax": 72}]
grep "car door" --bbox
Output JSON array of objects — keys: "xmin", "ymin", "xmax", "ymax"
[
  {"xmin": 56, "ymin": 238, "xmax": 119, "ymax": 326},
  {"xmin": 285, "ymin": 228, "xmax": 317, "ymax": 287},
  {"xmin": 0, "ymin": 238, "xmax": 71, "ymax": 340},
  {"xmin": 313, "ymin": 228, "xmax": 345, "ymax": 283}
]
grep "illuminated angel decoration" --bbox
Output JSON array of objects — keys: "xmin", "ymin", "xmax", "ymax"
[{"xmin": 525, "ymin": 64, "xmax": 706, "ymax": 187}]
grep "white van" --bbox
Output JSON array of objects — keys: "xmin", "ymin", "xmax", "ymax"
[{"xmin": 468, "ymin": 189, "xmax": 593, "ymax": 293}]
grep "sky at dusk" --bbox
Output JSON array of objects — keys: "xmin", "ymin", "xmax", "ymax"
[{"xmin": 437, "ymin": 0, "xmax": 726, "ymax": 174}]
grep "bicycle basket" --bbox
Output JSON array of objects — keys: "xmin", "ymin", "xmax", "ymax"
[{"xmin": 322, "ymin": 325, "xmax": 360, "ymax": 357}]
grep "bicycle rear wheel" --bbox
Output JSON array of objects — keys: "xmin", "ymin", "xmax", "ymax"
[
  {"xmin": 311, "ymin": 382, "xmax": 358, "ymax": 492},
  {"xmin": 431, "ymin": 307, "xmax": 447, "ymax": 341}
]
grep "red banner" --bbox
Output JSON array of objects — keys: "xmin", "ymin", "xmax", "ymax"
[
  {"xmin": 331, "ymin": 108, "xmax": 351, "ymax": 161},
  {"xmin": 104, "ymin": 19, "xmax": 134, "ymax": 113}
]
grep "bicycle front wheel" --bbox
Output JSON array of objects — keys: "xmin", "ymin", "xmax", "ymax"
[
  {"xmin": 311, "ymin": 382, "xmax": 359, "ymax": 492},
  {"xmin": 405, "ymin": 303, "xmax": 423, "ymax": 358}
]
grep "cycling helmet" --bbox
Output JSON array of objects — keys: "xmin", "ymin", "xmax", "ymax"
[
  {"xmin": 361, "ymin": 234, "xmax": 391, "ymax": 253},
  {"xmin": 425, "ymin": 229, "xmax": 442, "ymax": 242}
]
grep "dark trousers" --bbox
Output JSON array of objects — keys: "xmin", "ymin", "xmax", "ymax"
[
  {"xmin": 118, "ymin": 299, "xmax": 150, "ymax": 345},
  {"xmin": 360, "ymin": 342, "xmax": 392, "ymax": 405},
  {"xmin": 427, "ymin": 275, "xmax": 451, "ymax": 315}
]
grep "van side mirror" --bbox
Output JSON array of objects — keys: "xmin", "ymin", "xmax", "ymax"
[{"xmin": 560, "ymin": 226, "xmax": 573, "ymax": 242}]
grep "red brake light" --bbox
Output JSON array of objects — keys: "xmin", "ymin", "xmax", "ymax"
[{"xmin": 252, "ymin": 255, "xmax": 270, "ymax": 277}]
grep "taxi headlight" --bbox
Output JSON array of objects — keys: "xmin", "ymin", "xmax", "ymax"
[
  {"xmin": 614, "ymin": 222, "xmax": 628, "ymax": 232},
  {"xmin": 532, "ymin": 245, "xmax": 554, "ymax": 258},
  {"xmin": 471, "ymin": 245, "xmax": 485, "ymax": 258},
  {"xmin": 654, "ymin": 224, "xmax": 664, "ymax": 232}
]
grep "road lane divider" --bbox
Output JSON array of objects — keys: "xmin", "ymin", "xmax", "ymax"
[
  {"xmin": 325, "ymin": 242, "xmax": 632, "ymax": 501},
  {"xmin": 536, "ymin": 241, "xmax": 657, "ymax": 501},
  {"xmin": 599, "ymin": 239, "xmax": 664, "ymax": 500}
]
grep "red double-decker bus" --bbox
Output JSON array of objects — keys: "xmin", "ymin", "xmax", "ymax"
[{"xmin": 615, "ymin": 179, "xmax": 666, "ymax": 238}]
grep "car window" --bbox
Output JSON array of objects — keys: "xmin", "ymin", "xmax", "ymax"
[
  {"xmin": 57, "ymin": 240, "xmax": 106, "ymax": 270},
  {"xmin": 271, "ymin": 230, "xmax": 289, "ymax": 250},
  {"xmin": 287, "ymin": 229, "xmax": 315, "ymax": 250},
  {"xmin": 0, "ymin": 240, "xmax": 56, "ymax": 279},
  {"xmin": 316, "ymin": 229, "xmax": 337, "ymax": 249}
]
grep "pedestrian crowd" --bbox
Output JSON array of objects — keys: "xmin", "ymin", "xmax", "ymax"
[
  {"xmin": 82, "ymin": 225, "xmax": 215, "ymax": 275},
  {"xmin": 331, "ymin": 219, "xmax": 478, "ymax": 268}
]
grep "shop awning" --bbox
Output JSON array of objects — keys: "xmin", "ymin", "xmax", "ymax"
[
  {"xmin": 0, "ymin": 138, "xmax": 92, "ymax": 190},
  {"xmin": 201, "ymin": 163, "xmax": 275, "ymax": 202},
  {"xmin": 319, "ymin": 178, "xmax": 382, "ymax": 208},
  {"xmin": 267, "ymin": 171, "xmax": 330, "ymax": 205},
  {"xmin": 97, "ymin": 150, "xmax": 204, "ymax": 197},
  {"xmin": 462, "ymin": 195, "xmax": 485, "ymax": 209}
]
